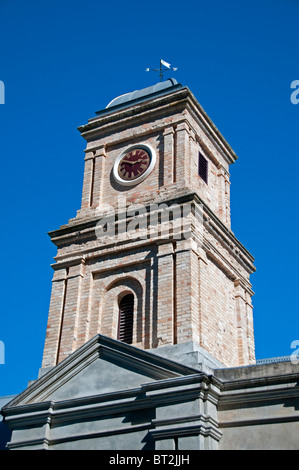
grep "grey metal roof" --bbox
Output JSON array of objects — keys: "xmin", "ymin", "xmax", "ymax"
[
  {"xmin": 95, "ymin": 78, "xmax": 182, "ymax": 117},
  {"xmin": 256, "ymin": 356, "xmax": 293, "ymax": 364}
]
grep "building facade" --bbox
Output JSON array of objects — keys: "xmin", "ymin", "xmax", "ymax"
[
  {"xmin": 42, "ymin": 79, "xmax": 255, "ymax": 369},
  {"xmin": 1, "ymin": 80, "xmax": 299, "ymax": 450}
]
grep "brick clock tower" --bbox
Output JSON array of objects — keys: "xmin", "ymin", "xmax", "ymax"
[{"xmin": 42, "ymin": 79, "xmax": 256, "ymax": 371}]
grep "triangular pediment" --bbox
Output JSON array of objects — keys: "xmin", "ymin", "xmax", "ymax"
[{"xmin": 5, "ymin": 335, "xmax": 198, "ymax": 407}]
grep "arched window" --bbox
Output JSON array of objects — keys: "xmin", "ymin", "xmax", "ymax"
[{"xmin": 118, "ymin": 294, "xmax": 134, "ymax": 344}]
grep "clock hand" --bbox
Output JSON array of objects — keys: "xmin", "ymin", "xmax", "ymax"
[{"xmin": 122, "ymin": 159, "xmax": 144, "ymax": 165}]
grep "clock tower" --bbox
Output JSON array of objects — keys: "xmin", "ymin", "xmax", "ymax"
[{"xmin": 41, "ymin": 79, "xmax": 256, "ymax": 370}]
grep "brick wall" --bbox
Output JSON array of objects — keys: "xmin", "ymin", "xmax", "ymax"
[{"xmin": 41, "ymin": 86, "xmax": 255, "ymax": 369}]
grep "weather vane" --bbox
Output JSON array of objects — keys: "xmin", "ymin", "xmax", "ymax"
[{"xmin": 146, "ymin": 59, "xmax": 178, "ymax": 82}]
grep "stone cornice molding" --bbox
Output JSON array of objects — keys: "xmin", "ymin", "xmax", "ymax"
[
  {"xmin": 2, "ymin": 335, "xmax": 199, "ymax": 409},
  {"xmin": 48, "ymin": 192, "xmax": 255, "ymax": 277},
  {"xmin": 218, "ymin": 370, "xmax": 299, "ymax": 395},
  {"xmin": 78, "ymin": 87, "xmax": 237, "ymax": 167}
]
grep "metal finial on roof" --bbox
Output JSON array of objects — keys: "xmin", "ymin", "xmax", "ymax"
[{"xmin": 146, "ymin": 59, "xmax": 178, "ymax": 82}]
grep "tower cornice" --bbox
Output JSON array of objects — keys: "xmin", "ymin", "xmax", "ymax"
[
  {"xmin": 48, "ymin": 190, "xmax": 255, "ymax": 278},
  {"xmin": 78, "ymin": 86, "xmax": 237, "ymax": 166}
]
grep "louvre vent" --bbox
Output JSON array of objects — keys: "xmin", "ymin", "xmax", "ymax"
[
  {"xmin": 198, "ymin": 152, "xmax": 208, "ymax": 183},
  {"xmin": 118, "ymin": 294, "xmax": 134, "ymax": 344}
]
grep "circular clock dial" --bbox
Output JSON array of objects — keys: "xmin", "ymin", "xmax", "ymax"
[
  {"xmin": 113, "ymin": 144, "xmax": 156, "ymax": 186},
  {"xmin": 118, "ymin": 148, "xmax": 150, "ymax": 182}
]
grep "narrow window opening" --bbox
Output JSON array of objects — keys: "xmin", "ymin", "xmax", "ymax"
[
  {"xmin": 198, "ymin": 152, "xmax": 208, "ymax": 184},
  {"xmin": 118, "ymin": 294, "xmax": 134, "ymax": 344}
]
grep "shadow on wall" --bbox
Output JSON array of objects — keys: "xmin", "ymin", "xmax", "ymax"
[{"xmin": 0, "ymin": 420, "xmax": 11, "ymax": 450}]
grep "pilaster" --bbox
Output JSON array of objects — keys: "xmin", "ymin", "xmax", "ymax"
[
  {"xmin": 42, "ymin": 268, "xmax": 68, "ymax": 368},
  {"xmin": 175, "ymin": 238, "xmax": 200, "ymax": 345},
  {"xmin": 156, "ymin": 242, "xmax": 175, "ymax": 347},
  {"xmin": 175, "ymin": 121, "xmax": 190, "ymax": 186},
  {"xmin": 163, "ymin": 126, "xmax": 175, "ymax": 186},
  {"xmin": 149, "ymin": 374, "xmax": 222, "ymax": 450},
  {"xmin": 234, "ymin": 279, "xmax": 255, "ymax": 365},
  {"xmin": 217, "ymin": 164, "xmax": 231, "ymax": 228},
  {"xmin": 81, "ymin": 151, "xmax": 94, "ymax": 209},
  {"xmin": 91, "ymin": 145, "xmax": 106, "ymax": 208},
  {"xmin": 56, "ymin": 262, "xmax": 84, "ymax": 364}
]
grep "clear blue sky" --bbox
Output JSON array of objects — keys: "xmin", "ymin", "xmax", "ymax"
[{"xmin": 0, "ymin": 0, "xmax": 298, "ymax": 396}]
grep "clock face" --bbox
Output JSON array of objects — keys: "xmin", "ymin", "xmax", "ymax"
[
  {"xmin": 113, "ymin": 144, "xmax": 156, "ymax": 186},
  {"xmin": 118, "ymin": 148, "xmax": 150, "ymax": 182}
]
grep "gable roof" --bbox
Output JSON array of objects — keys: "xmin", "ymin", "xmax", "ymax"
[{"xmin": 3, "ymin": 334, "xmax": 199, "ymax": 408}]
